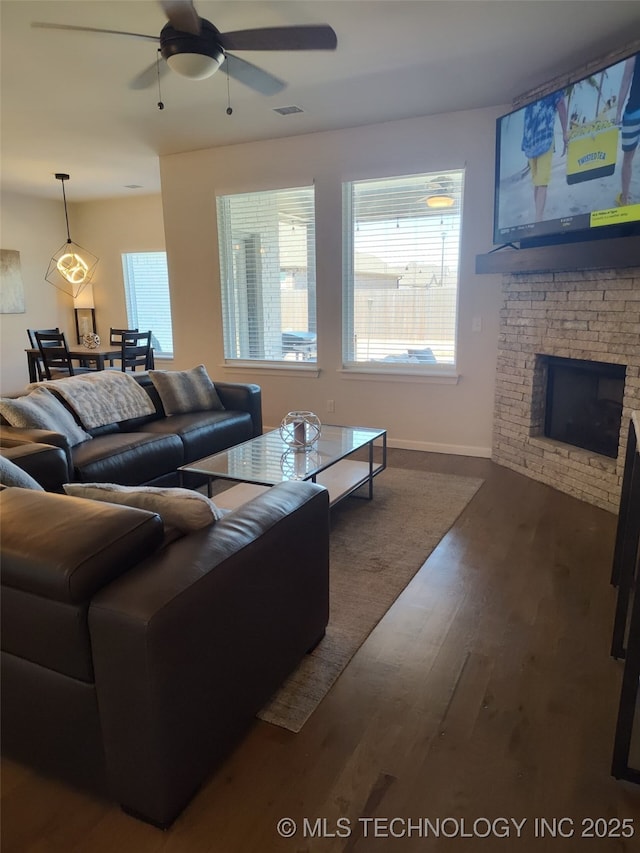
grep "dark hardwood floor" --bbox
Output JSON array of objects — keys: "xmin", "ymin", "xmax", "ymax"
[{"xmin": 3, "ymin": 450, "xmax": 639, "ymax": 852}]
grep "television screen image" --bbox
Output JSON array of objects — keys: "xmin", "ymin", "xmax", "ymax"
[{"xmin": 494, "ymin": 51, "xmax": 640, "ymax": 246}]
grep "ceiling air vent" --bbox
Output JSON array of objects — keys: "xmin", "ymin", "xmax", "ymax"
[{"xmin": 273, "ymin": 105, "xmax": 304, "ymax": 116}]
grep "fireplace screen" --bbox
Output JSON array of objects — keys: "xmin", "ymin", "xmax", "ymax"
[{"xmin": 544, "ymin": 356, "xmax": 626, "ymax": 458}]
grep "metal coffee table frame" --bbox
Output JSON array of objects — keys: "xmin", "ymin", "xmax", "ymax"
[{"xmin": 179, "ymin": 424, "xmax": 387, "ymax": 508}]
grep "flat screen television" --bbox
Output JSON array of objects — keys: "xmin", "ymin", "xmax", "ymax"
[{"xmin": 493, "ymin": 50, "xmax": 640, "ymax": 248}]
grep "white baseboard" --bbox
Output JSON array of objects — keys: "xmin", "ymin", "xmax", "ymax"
[
  {"xmin": 263, "ymin": 425, "xmax": 492, "ymax": 459},
  {"xmin": 387, "ymin": 438, "xmax": 492, "ymax": 458}
]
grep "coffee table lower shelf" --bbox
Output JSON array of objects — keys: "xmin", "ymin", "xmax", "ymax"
[{"xmin": 212, "ymin": 459, "xmax": 385, "ymax": 511}]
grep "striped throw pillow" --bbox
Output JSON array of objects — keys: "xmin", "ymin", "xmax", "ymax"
[{"xmin": 149, "ymin": 365, "xmax": 225, "ymax": 415}]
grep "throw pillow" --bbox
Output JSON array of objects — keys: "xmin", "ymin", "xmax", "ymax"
[
  {"xmin": 62, "ymin": 482, "xmax": 224, "ymax": 533},
  {"xmin": 0, "ymin": 455, "xmax": 45, "ymax": 490},
  {"xmin": 149, "ymin": 365, "xmax": 225, "ymax": 415},
  {"xmin": 0, "ymin": 387, "xmax": 92, "ymax": 447}
]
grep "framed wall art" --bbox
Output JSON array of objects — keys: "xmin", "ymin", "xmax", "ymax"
[{"xmin": 0, "ymin": 249, "xmax": 25, "ymax": 314}]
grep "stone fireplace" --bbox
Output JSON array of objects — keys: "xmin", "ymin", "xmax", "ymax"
[{"xmin": 492, "ymin": 266, "xmax": 640, "ymax": 513}]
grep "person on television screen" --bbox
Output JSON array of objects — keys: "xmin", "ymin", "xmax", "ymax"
[
  {"xmin": 521, "ymin": 91, "xmax": 569, "ymax": 221},
  {"xmin": 616, "ymin": 54, "xmax": 640, "ymax": 207}
]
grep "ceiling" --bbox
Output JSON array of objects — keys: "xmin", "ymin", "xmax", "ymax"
[{"xmin": 2, "ymin": 1, "xmax": 640, "ymax": 202}]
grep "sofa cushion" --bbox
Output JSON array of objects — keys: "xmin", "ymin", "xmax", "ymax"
[
  {"xmin": 0, "ymin": 454, "xmax": 44, "ymax": 490},
  {"xmin": 63, "ymin": 482, "xmax": 224, "ymax": 533},
  {"xmin": 149, "ymin": 365, "xmax": 225, "ymax": 415},
  {"xmin": 139, "ymin": 409, "xmax": 254, "ymax": 463},
  {"xmin": 71, "ymin": 431, "xmax": 184, "ymax": 485},
  {"xmin": 0, "ymin": 387, "xmax": 92, "ymax": 447}
]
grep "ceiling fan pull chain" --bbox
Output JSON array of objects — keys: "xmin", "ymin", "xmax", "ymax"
[
  {"xmin": 156, "ymin": 49, "xmax": 165, "ymax": 110},
  {"xmin": 226, "ymin": 72, "xmax": 233, "ymax": 116}
]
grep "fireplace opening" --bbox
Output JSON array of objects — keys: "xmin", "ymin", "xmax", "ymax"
[{"xmin": 544, "ymin": 356, "xmax": 626, "ymax": 459}]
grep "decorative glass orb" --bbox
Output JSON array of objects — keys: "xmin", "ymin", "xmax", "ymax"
[
  {"xmin": 279, "ymin": 411, "xmax": 322, "ymax": 449},
  {"xmin": 82, "ymin": 332, "xmax": 100, "ymax": 349}
]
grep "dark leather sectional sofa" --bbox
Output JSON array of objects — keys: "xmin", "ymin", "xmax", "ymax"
[
  {"xmin": 0, "ymin": 373, "xmax": 262, "ymax": 490},
  {"xmin": 0, "ymin": 372, "xmax": 333, "ymax": 827},
  {"xmin": 1, "ymin": 481, "xmax": 330, "ymax": 827}
]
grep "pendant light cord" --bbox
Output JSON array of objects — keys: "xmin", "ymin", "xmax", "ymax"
[{"xmin": 60, "ymin": 176, "xmax": 72, "ymax": 244}]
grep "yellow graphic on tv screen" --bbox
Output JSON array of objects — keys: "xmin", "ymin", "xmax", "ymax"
[
  {"xmin": 591, "ymin": 203, "xmax": 640, "ymax": 227},
  {"xmin": 566, "ymin": 121, "xmax": 619, "ymax": 185}
]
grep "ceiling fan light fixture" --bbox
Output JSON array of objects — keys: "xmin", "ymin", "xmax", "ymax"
[
  {"xmin": 160, "ymin": 20, "xmax": 225, "ymax": 79},
  {"xmin": 45, "ymin": 173, "xmax": 99, "ymax": 298},
  {"xmin": 425, "ymin": 194, "xmax": 455, "ymax": 209},
  {"xmin": 166, "ymin": 50, "xmax": 223, "ymax": 79}
]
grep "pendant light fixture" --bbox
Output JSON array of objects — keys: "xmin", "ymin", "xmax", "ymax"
[{"xmin": 45, "ymin": 173, "xmax": 98, "ymax": 298}]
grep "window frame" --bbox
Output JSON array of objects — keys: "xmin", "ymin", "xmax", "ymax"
[
  {"xmin": 216, "ymin": 184, "xmax": 318, "ymax": 370},
  {"xmin": 341, "ymin": 170, "xmax": 464, "ymax": 378}
]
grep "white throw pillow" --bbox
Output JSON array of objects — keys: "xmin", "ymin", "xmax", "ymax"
[{"xmin": 62, "ymin": 482, "xmax": 224, "ymax": 533}]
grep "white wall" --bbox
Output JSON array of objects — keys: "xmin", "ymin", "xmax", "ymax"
[
  {"xmin": 73, "ymin": 194, "xmax": 168, "ymax": 346},
  {"xmin": 0, "ymin": 192, "xmax": 74, "ymax": 394},
  {"xmin": 1, "ymin": 105, "xmax": 505, "ymax": 455},
  {"xmin": 160, "ymin": 106, "xmax": 504, "ymax": 455},
  {"xmin": 0, "ymin": 192, "xmax": 168, "ymax": 395}
]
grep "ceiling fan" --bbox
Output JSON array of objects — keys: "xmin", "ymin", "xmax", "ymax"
[{"xmin": 32, "ymin": 0, "xmax": 338, "ymax": 96}]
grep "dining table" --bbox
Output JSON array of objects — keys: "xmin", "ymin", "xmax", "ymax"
[{"xmin": 25, "ymin": 343, "xmax": 137, "ymax": 383}]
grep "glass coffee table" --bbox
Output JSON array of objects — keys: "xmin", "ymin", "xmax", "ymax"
[{"xmin": 180, "ymin": 424, "xmax": 387, "ymax": 508}]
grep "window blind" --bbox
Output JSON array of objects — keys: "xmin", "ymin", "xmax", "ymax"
[
  {"xmin": 122, "ymin": 252, "xmax": 174, "ymax": 358},
  {"xmin": 342, "ymin": 170, "xmax": 464, "ymax": 369},
  {"xmin": 217, "ymin": 185, "xmax": 317, "ymax": 363}
]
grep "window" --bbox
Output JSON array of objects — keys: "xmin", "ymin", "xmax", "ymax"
[
  {"xmin": 217, "ymin": 185, "xmax": 316, "ymax": 364},
  {"xmin": 342, "ymin": 170, "xmax": 464, "ymax": 370},
  {"xmin": 122, "ymin": 252, "xmax": 174, "ymax": 358}
]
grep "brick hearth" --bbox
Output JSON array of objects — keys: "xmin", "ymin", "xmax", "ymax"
[{"xmin": 493, "ymin": 268, "xmax": 640, "ymax": 512}]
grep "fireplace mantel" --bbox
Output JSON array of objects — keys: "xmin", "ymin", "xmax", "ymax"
[{"xmin": 476, "ymin": 235, "xmax": 640, "ymax": 275}]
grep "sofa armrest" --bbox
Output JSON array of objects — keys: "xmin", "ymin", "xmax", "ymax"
[
  {"xmin": 214, "ymin": 382, "xmax": 262, "ymax": 436},
  {"xmin": 89, "ymin": 480, "xmax": 329, "ymax": 826},
  {"xmin": 0, "ymin": 442, "xmax": 68, "ymax": 492},
  {"xmin": 0, "ymin": 488, "xmax": 164, "ymax": 603},
  {"xmin": 0, "ymin": 426, "xmax": 73, "ymax": 476}
]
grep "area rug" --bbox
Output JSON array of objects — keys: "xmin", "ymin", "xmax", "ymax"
[{"xmin": 256, "ymin": 466, "xmax": 484, "ymax": 732}]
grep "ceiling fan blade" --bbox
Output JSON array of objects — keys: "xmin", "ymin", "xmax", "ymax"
[
  {"xmin": 160, "ymin": 1, "xmax": 201, "ymax": 36},
  {"xmin": 31, "ymin": 22, "xmax": 158, "ymax": 43},
  {"xmin": 220, "ymin": 25, "xmax": 337, "ymax": 52},
  {"xmin": 130, "ymin": 57, "xmax": 168, "ymax": 91},
  {"xmin": 223, "ymin": 54, "xmax": 287, "ymax": 96}
]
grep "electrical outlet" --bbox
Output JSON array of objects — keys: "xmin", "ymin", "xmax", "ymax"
[
  {"xmin": 472, "ymin": 316, "xmax": 482, "ymax": 333},
  {"xmin": 327, "ymin": 399, "xmax": 335, "ymax": 413}
]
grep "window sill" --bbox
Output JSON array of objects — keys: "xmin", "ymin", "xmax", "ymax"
[
  {"xmin": 221, "ymin": 361, "xmax": 321, "ymax": 378},
  {"xmin": 338, "ymin": 366, "xmax": 459, "ymax": 384}
]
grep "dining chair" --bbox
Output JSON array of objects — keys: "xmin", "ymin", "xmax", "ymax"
[
  {"xmin": 108, "ymin": 327, "xmax": 138, "ymax": 366},
  {"xmin": 27, "ymin": 328, "xmax": 62, "ymax": 381},
  {"xmin": 34, "ymin": 330, "xmax": 95, "ymax": 381},
  {"xmin": 120, "ymin": 330, "xmax": 153, "ymax": 372}
]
